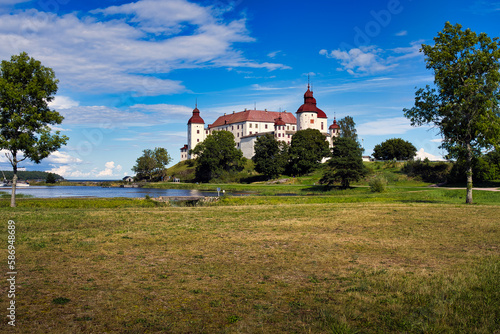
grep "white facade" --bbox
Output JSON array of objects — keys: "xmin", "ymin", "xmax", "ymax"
[{"xmin": 180, "ymin": 86, "xmax": 340, "ymax": 161}]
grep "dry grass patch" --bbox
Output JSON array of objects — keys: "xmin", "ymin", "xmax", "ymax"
[{"xmin": 1, "ymin": 203, "xmax": 499, "ymax": 333}]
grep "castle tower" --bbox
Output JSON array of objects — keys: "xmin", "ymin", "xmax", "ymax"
[
  {"xmin": 274, "ymin": 113, "xmax": 287, "ymax": 142},
  {"xmin": 328, "ymin": 118, "xmax": 340, "ymax": 147},
  {"xmin": 296, "ymin": 84, "xmax": 328, "ymax": 132},
  {"xmin": 187, "ymin": 105, "xmax": 205, "ymax": 159}
]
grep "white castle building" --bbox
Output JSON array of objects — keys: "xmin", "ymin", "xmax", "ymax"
[{"xmin": 180, "ymin": 85, "xmax": 340, "ymax": 161}]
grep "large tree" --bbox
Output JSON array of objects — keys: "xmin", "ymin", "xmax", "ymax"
[
  {"xmin": 372, "ymin": 138, "xmax": 417, "ymax": 161},
  {"xmin": 287, "ymin": 128, "xmax": 330, "ymax": 176},
  {"xmin": 252, "ymin": 133, "xmax": 289, "ymax": 179},
  {"xmin": 320, "ymin": 137, "xmax": 368, "ymax": 189},
  {"xmin": 403, "ymin": 22, "xmax": 500, "ymax": 204},
  {"xmin": 132, "ymin": 147, "xmax": 171, "ymax": 181},
  {"xmin": 191, "ymin": 130, "xmax": 244, "ymax": 182},
  {"xmin": 338, "ymin": 116, "xmax": 358, "ymax": 142},
  {"xmin": 0, "ymin": 52, "xmax": 68, "ymax": 207}
]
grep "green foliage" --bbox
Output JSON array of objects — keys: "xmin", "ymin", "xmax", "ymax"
[
  {"xmin": 403, "ymin": 22, "xmax": 500, "ymax": 203},
  {"xmin": 287, "ymin": 129, "xmax": 330, "ymax": 176},
  {"xmin": 191, "ymin": 131, "xmax": 245, "ymax": 182},
  {"xmin": 132, "ymin": 147, "xmax": 171, "ymax": 181},
  {"xmin": 369, "ymin": 176, "xmax": 387, "ymax": 192},
  {"xmin": 320, "ymin": 137, "xmax": 368, "ymax": 188},
  {"xmin": 483, "ymin": 149, "xmax": 500, "ymax": 180},
  {"xmin": 1, "ymin": 170, "xmax": 64, "ymax": 181},
  {"xmin": 252, "ymin": 133, "xmax": 289, "ymax": 179},
  {"xmin": 448, "ymin": 154, "xmax": 500, "ymax": 184},
  {"xmin": 373, "ymin": 138, "xmax": 417, "ymax": 160},
  {"xmin": 45, "ymin": 173, "xmax": 57, "ymax": 184},
  {"xmin": 0, "ymin": 52, "xmax": 68, "ymax": 206},
  {"xmin": 402, "ymin": 159, "xmax": 452, "ymax": 183},
  {"xmin": 338, "ymin": 116, "xmax": 358, "ymax": 142}
]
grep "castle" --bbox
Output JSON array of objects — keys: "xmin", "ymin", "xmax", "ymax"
[{"xmin": 180, "ymin": 85, "xmax": 340, "ymax": 161}]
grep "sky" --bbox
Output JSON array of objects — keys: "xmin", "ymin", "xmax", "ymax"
[{"xmin": 0, "ymin": 0, "xmax": 499, "ymax": 179}]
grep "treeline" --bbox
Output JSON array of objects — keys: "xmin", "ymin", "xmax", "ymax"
[
  {"xmin": 403, "ymin": 151, "xmax": 500, "ymax": 184},
  {"xmin": 1, "ymin": 171, "xmax": 64, "ymax": 181}
]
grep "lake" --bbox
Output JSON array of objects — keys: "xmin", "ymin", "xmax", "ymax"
[{"xmin": 1, "ymin": 186, "xmax": 221, "ymax": 199}]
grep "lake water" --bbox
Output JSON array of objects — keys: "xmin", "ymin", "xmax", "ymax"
[{"xmin": 0, "ymin": 186, "xmax": 221, "ymax": 199}]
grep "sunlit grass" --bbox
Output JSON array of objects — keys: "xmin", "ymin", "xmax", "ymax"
[{"xmin": 1, "ymin": 201, "xmax": 499, "ymax": 333}]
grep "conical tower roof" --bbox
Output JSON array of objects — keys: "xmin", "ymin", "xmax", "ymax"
[{"xmin": 296, "ymin": 84, "xmax": 327, "ymax": 118}]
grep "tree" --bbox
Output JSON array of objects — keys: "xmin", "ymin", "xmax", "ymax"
[
  {"xmin": 0, "ymin": 52, "xmax": 68, "ymax": 207},
  {"xmin": 372, "ymin": 138, "xmax": 417, "ymax": 161},
  {"xmin": 320, "ymin": 137, "xmax": 368, "ymax": 189},
  {"xmin": 252, "ymin": 133, "xmax": 289, "ymax": 179},
  {"xmin": 45, "ymin": 173, "xmax": 57, "ymax": 184},
  {"xmin": 338, "ymin": 116, "xmax": 358, "ymax": 142},
  {"xmin": 132, "ymin": 147, "xmax": 172, "ymax": 181},
  {"xmin": 287, "ymin": 129, "xmax": 330, "ymax": 176},
  {"xmin": 403, "ymin": 22, "xmax": 500, "ymax": 204},
  {"xmin": 191, "ymin": 131, "xmax": 244, "ymax": 182}
]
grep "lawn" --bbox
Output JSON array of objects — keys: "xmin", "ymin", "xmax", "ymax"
[{"xmin": 1, "ymin": 198, "xmax": 499, "ymax": 333}]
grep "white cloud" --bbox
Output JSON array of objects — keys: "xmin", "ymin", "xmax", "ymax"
[
  {"xmin": 320, "ymin": 46, "xmax": 396, "ymax": 75},
  {"xmin": 0, "ymin": 0, "xmax": 29, "ymax": 5},
  {"xmin": 391, "ymin": 40, "xmax": 424, "ymax": 60},
  {"xmin": 97, "ymin": 161, "xmax": 122, "ymax": 177},
  {"xmin": 58, "ymin": 103, "xmax": 193, "ymax": 127},
  {"xmin": 92, "ymin": 0, "xmax": 214, "ymax": 35},
  {"xmin": 49, "ymin": 160, "xmax": 123, "ymax": 179},
  {"xmin": 415, "ymin": 148, "xmax": 446, "ymax": 161},
  {"xmin": 0, "ymin": 0, "xmax": 288, "ymax": 97},
  {"xmin": 358, "ymin": 117, "xmax": 413, "ymax": 135},
  {"xmin": 320, "ymin": 41, "xmax": 425, "ymax": 76},
  {"xmin": 395, "ymin": 30, "xmax": 407, "ymax": 36},
  {"xmin": 267, "ymin": 50, "xmax": 282, "ymax": 58},
  {"xmin": 49, "ymin": 96, "xmax": 80, "ymax": 110},
  {"xmin": 47, "ymin": 165, "xmax": 91, "ymax": 179},
  {"xmin": 46, "ymin": 151, "xmax": 83, "ymax": 164}
]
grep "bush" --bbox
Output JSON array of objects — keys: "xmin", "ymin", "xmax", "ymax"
[
  {"xmin": 369, "ymin": 176, "xmax": 387, "ymax": 193},
  {"xmin": 402, "ymin": 160, "xmax": 451, "ymax": 183}
]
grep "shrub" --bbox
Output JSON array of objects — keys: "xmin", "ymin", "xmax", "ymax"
[
  {"xmin": 369, "ymin": 176, "xmax": 387, "ymax": 193},
  {"xmin": 402, "ymin": 160, "xmax": 451, "ymax": 183}
]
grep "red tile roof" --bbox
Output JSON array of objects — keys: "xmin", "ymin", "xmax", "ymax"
[
  {"xmin": 329, "ymin": 118, "xmax": 340, "ymax": 129},
  {"xmin": 187, "ymin": 107, "xmax": 205, "ymax": 124},
  {"xmin": 209, "ymin": 110, "xmax": 296, "ymax": 128},
  {"xmin": 297, "ymin": 87, "xmax": 327, "ymax": 118}
]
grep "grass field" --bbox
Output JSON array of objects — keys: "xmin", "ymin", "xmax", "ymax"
[{"xmin": 1, "ymin": 195, "xmax": 499, "ymax": 333}]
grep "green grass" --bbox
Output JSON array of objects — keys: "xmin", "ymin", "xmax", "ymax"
[{"xmin": 1, "ymin": 199, "xmax": 499, "ymax": 333}]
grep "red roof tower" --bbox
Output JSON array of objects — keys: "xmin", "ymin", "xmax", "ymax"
[
  {"xmin": 187, "ymin": 106, "xmax": 204, "ymax": 124},
  {"xmin": 296, "ymin": 84, "xmax": 327, "ymax": 118}
]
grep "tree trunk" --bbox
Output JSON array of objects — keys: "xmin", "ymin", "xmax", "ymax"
[
  {"xmin": 465, "ymin": 143, "xmax": 473, "ymax": 204},
  {"xmin": 10, "ymin": 163, "xmax": 17, "ymax": 208}
]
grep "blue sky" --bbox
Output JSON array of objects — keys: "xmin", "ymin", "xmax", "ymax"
[{"xmin": 0, "ymin": 0, "xmax": 499, "ymax": 179}]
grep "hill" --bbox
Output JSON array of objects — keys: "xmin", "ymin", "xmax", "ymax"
[{"xmin": 1, "ymin": 170, "xmax": 64, "ymax": 181}]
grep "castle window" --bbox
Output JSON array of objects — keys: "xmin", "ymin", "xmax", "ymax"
[
  {"xmin": 310, "ymin": 119, "xmax": 314, "ymax": 124},
  {"xmin": 287, "ymin": 126, "xmax": 289, "ymax": 130},
  {"xmin": 197, "ymin": 139, "xmax": 199, "ymax": 142},
  {"xmin": 321, "ymin": 123, "xmax": 324, "ymax": 130},
  {"xmin": 249, "ymin": 123, "xmax": 252, "ymax": 128},
  {"xmin": 237, "ymin": 133, "xmax": 239, "ymax": 137},
  {"xmin": 197, "ymin": 130, "xmax": 200, "ymax": 134},
  {"xmin": 293, "ymin": 126, "xmax": 295, "ymax": 130},
  {"xmin": 250, "ymin": 131, "xmax": 252, "ymax": 135},
  {"xmin": 232, "ymin": 126, "xmax": 234, "ymax": 130},
  {"xmin": 265, "ymin": 124, "xmax": 268, "ymax": 129}
]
